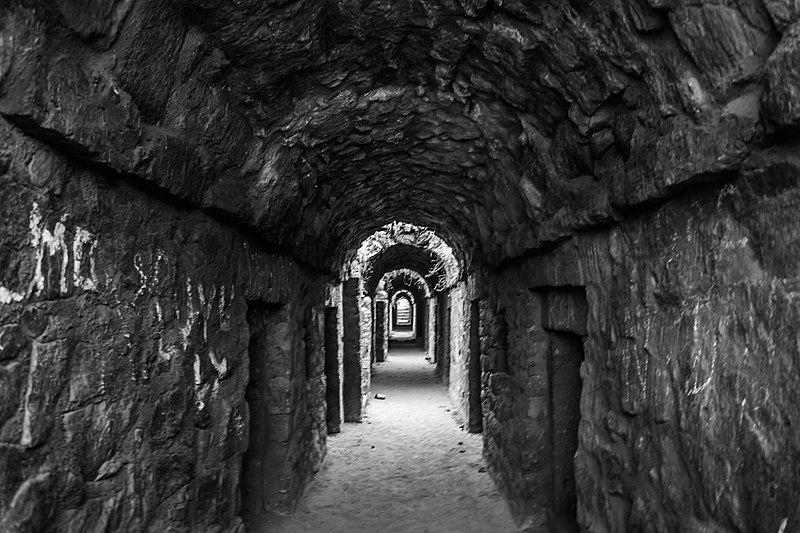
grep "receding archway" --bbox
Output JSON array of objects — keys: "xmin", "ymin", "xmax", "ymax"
[
  {"xmin": 389, "ymin": 289, "xmax": 416, "ymax": 341},
  {"xmin": 395, "ymin": 296, "xmax": 412, "ymax": 326}
]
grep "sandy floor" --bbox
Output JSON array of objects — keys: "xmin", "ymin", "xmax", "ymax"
[{"xmin": 246, "ymin": 344, "xmax": 519, "ymax": 533}]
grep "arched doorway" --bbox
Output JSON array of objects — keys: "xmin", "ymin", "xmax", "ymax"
[{"xmin": 390, "ymin": 290, "xmax": 416, "ymax": 341}]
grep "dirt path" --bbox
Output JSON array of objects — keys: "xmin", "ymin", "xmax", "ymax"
[{"xmin": 246, "ymin": 344, "xmax": 519, "ymax": 533}]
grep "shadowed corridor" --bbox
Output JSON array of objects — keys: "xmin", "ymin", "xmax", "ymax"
[
  {"xmin": 245, "ymin": 345, "xmax": 515, "ymax": 533},
  {"xmin": 3, "ymin": 3, "xmax": 800, "ymax": 532}
]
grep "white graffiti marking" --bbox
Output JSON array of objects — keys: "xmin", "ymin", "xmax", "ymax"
[
  {"xmin": 208, "ymin": 348, "xmax": 228, "ymax": 377},
  {"xmin": 17, "ymin": 202, "xmax": 101, "ymax": 299},
  {"xmin": 0, "ymin": 287, "xmax": 24, "ymax": 304},
  {"xmin": 72, "ymin": 227, "xmax": 98, "ymax": 291}
]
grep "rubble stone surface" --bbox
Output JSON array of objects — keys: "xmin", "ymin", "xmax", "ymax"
[{"xmin": 1, "ymin": 0, "xmax": 800, "ymax": 531}]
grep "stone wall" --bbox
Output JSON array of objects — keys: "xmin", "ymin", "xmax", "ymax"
[
  {"xmin": 341, "ymin": 279, "xmax": 372, "ymax": 422},
  {"xmin": 324, "ymin": 284, "xmax": 345, "ymax": 435},
  {"xmin": 4, "ymin": 2, "xmax": 800, "ymax": 532},
  {"xmin": 242, "ymin": 302, "xmax": 326, "ymax": 514},
  {"xmin": 426, "ymin": 298, "xmax": 436, "ymax": 359},
  {"xmin": 341, "ymin": 279, "xmax": 362, "ymax": 422},
  {"xmin": 0, "ymin": 118, "xmax": 328, "ymax": 532},
  {"xmin": 359, "ymin": 294, "xmax": 373, "ymax": 415},
  {"xmin": 303, "ymin": 305, "xmax": 328, "ymax": 484},
  {"xmin": 415, "ymin": 293, "xmax": 426, "ymax": 350},
  {"xmin": 482, "ymin": 289, "xmax": 551, "ymax": 530},
  {"xmin": 484, "ymin": 158, "xmax": 800, "ymax": 531},
  {"xmin": 373, "ymin": 298, "xmax": 387, "ymax": 363},
  {"xmin": 434, "ymin": 292, "xmax": 450, "ymax": 382},
  {"xmin": 447, "ymin": 282, "xmax": 471, "ymax": 426}
]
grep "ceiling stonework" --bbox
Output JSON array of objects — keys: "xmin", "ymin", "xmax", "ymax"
[{"xmin": 0, "ymin": 0, "xmax": 791, "ymax": 271}]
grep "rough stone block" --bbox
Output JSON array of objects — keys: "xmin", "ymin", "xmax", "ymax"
[
  {"xmin": 148, "ymin": 388, "xmax": 189, "ymax": 445},
  {"xmin": 54, "ymin": 0, "xmax": 134, "ymax": 48},
  {"xmin": 526, "ymin": 396, "xmax": 547, "ymax": 420},
  {"xmin": 542, "ymin": 290, "xmax": 588, "ymax": 335},
  {"xmin": 0, "ymin": 361, "xmax": 24, "ymax": 429},
  {"xmin": 0, "ymin": 325, "xmax": 28, "ymax": 361},
  {"xmin": 265, "ymin": 376, "xmax": 293, "ymax": 415},
  {"xmin": 627, "ymin": 0, "xmax": 666, "ymax": 32},
  {"xmin": 763, "ymin": 0, "xmax": 800, "ymax": 32},
  {"xmin": 18, "ymin": 308, "xmax": 49, "ymax": 340},
  {"xmin": 764, "ymin": 22, "xmax": 800, "ymax": 128},
  {"xmin": 615, "ymin": 115, "xmax": 757, "ymax": 209},
  {"xmin": 0, "ymin": 471, "xmax": 54, "ymax": 533},
  {"xmin": 668, "ymin": 4, "xmax": 770, "ymax": 92},
  {"xmin": 63, "ymin": 402, "xmax": 122, "ymax": 480},
  {"xmin": 66, "ymin": 343, "xmax": 107, "ymax": 406},
  {"xmin": 520, "ymin": 240, "xmax": 584, "ymax": 289},
  {"xmin": 21, "ymin": 340, "xmax": 69, "ymax": 448}
]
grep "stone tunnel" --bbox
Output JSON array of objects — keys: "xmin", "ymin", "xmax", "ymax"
[{"xmin": 1, "ymin": 0, "xmax": 800, "ymax": 531}]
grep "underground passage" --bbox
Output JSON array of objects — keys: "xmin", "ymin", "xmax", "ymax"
[
  {"xmin": 246, "ymin": 342, "xmax": 517, "ymax": 533},
  {"xmin": 1, "ymin": 1, "xmax": 800, "ymax": 532}
]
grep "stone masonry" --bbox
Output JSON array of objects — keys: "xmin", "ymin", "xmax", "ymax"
[{"xmin": 2, "ymin": 1, "xmax": 800, "ymax": 532}]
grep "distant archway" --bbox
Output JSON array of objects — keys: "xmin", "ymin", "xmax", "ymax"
[
  {"xmin": 390, "ymin": 289, "xmax": 416, "ymax": 341},
  {"xmin": 394, "ymin": 296, "xmax": 412, "ymax": 326}
]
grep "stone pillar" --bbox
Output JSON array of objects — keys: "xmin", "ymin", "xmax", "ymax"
[
  {"xmin": 468, "ymin": 299, "xmax": 483, "ymax": 433},
  {"xmin": 374, "ymin": 289, "xmax": 388, "ymax": 362},
  {"xmin": 342, "ymin": 279, "xmax": 361, "ymax": 421},
  {"xmin": 427, "ymin": 297, "xmax": 436, "ymax": 359},
  {"xmin": 435, "ymin": 292, "xmax": 451, "ymax": 383},
  {"xmin": 324, "ymin": 307, "xmax": 342, "ymax": 434},
  {"xmin": 415, "ymin": 292, "xmax": 425, "ymax": 349},
  {"xmin": 342, "ymin": 279, "xmax": 371, "ymax": 422},
  {"xmin": 243, "ymin": 303, "xmax": 297, "ymax": 514},
  {"xmin": 548, "ymin": 331, "xmax": 583, "ymax": 521},
  {"xmin": 359, "ymin": 294, "xmax": 373, "ymax": 414}
]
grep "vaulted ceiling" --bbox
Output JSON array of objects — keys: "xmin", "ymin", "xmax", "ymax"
[{"xmin": 1, "ymin": 0, "xmax": 789, "ymax": 272}]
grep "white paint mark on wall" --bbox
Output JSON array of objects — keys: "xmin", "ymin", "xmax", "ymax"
[
  {"xmin": 218, "ymin": 285, "xmax": 226, "ymax": 317},
  {"xmin": 133, "ymin": 253, "xmax": 147, "ymax": 298},
  {"xmin": 180, "ymin": 279, "xmax": 198, "ymax": 350},
  {"xmin": 153, "ymin": 250, "xmax": 165, "ymax": 285},
  {"xmin": 197, "ymin": 284, "xmax": 209, "ymax": 341},
  {"xmin": 54, "ymin": 219, "xmax": 69, "ymax": 294},
  {"xmin": 28, "ymin": 203, "xmax": 47, "ymax": 297},
  {"xmin": 29, "ymin": 205, "xmax": 69, "ymax": 296},
  {"xmin": 20, "ymin": 342, "xmax": 39, "ymax": 447},
  {"xmin": 219, "ymin": 285, "xmax": 231, "ymax": 331},
  {"xmin": 72, "ymin": 227, "xmax": 98, "ymax": 291},
  {"xmin": 197, "ymin": 283, "xmax": 206, "ymax": 308},
  {"xmin": 23, "ymin": 202, "xmax": 100, "ymax": 298},
  {"xmin": 203, "ymin": 285, "xmax": 218, "ymax": 340},
  {"xmin": 687, "ymin": 302, "xmax": 717, "ymax": 397},
  {"xmin": 157, "ymin": 336, "xmax": 179, "ymax": 362},
  {"xmin": 0, "ymin": 328, "xmax": 13, "ymax": 352},
  {"xmin": 0, "ymin": 286, "xmax": 24, "ymax": 304},
  {"xmin": 208, "ymin": 348, "xmax": 228, "ymax": 377},
  {"xmin": 193, "ymin": 354, "xmax": 202, "ymax": 386},
  {"xmin": 744, "ymin": 410, "xmax": 775, "ymax": 458},
  {"xmin": 133, "ymin": 249, "xmax": 167, "ymax": 301}
]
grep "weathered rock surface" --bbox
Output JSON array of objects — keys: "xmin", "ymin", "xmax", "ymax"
[
  {"xmin": 764, "ymin": 21, "xmax": 800, "ymax": 127},
  {"xmin": 0, "ymin": 0, "xmax": 786, "ymax": 270},
  {"xmin": 484, "ymin": 158, "xmax": 800, "ymax": 531},
  {"xmin": 1, "ymin": 0, "xmax": 800, "ymax": 532},
  {"xmin": 0, "ymin": 119, "xmax": 328, "ymax": 532}
]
